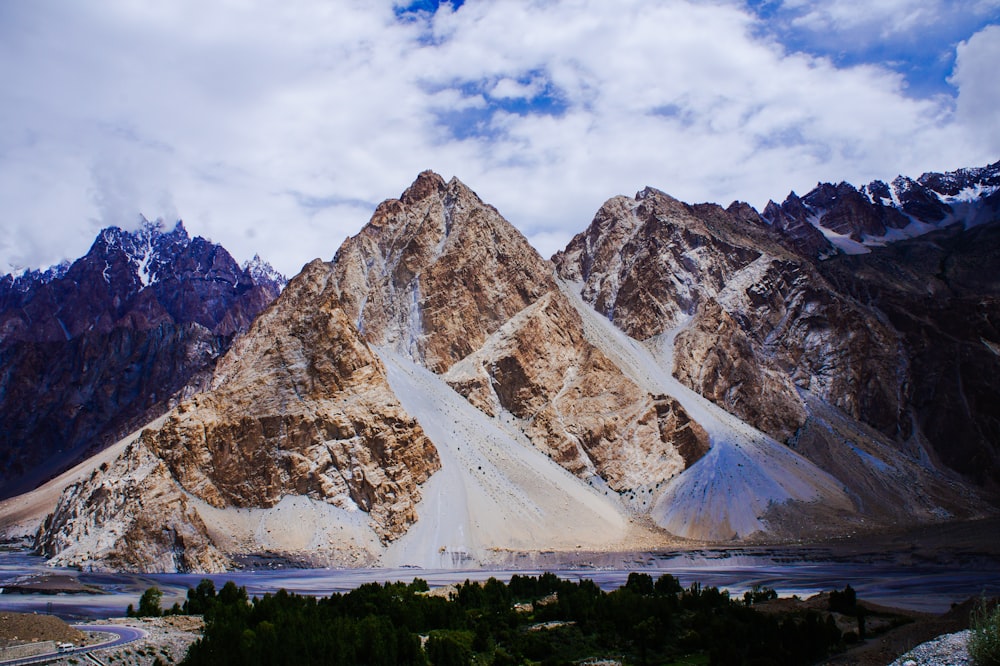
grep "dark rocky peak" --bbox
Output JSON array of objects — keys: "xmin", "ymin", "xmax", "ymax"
[
  {"xmin": 0, "ymin": 219, "xmax": 283, "ymax": 344},
  {"xmin": 725, "ymin": 201, "xmax": 763, "ymax": 226},
  {"xmin": 242, "ymin": 254, "xmax": 287, "ymax": 289},
  {"xmin": 89, "ymin": 218, "xmax": 190, "ymax": 285},
  {"xmin": 0, "ymin": 219, "xmax": 283, "ymax": 500},
  {"xmin": 890, "ymin": 176, "xmax": 951, "ymax": 222},
  {"xmin": 917, "ymin": 160, "xmax": 1000, "ymax": 198},
  {"xmin": 803, "ymin": 181, "xmax": 911, "ymax": 239},
  {"xmin": 0, "ymin": 261, "xmax": 71, "ymax": 309},
  {"xmin": 88, "ymin": 217, "xmax": 251, "ymax": 290},
  {"xmin": 762, "ymin": 161, "xmax": 1000, "ymax": 260},
  {"xmin": 759, "ymin": 194, "xmax": 836, "ymax": 259}
]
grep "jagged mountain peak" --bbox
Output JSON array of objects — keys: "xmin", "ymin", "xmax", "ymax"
[
  {"xmin": 242, "ymin": 253, "xmax": 287, "ymax": 290},
  {"xmin": 331, "ymin": 171, "xmax": 554, "ymax": 372},
  {"xmin": 0, "ymin": 217, "xmax": 283, "ymax": 503},
  {"xmin": 916, "ymin": 160, "xmax": 1000, "ymax": 201},
  {"xmin": 0, "ymin": 260, "xmax": 71, "ymax": 301},
  {"xmin": 399, "ymin": 169, "xmax": 448, "ymax": 204},
  {"xmin": 762, "ymin": 161, "xmax": 999, "ymax": 258}
]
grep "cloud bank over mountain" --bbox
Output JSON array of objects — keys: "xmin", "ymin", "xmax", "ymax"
[{"xmin": 1, "ymin": 0, "xmax": 997, "ymax": 276}]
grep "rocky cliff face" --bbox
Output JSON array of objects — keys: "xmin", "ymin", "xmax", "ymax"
[
  {"xmin": 0, "ymin": 220, "xmax": 283, "ymax": 499},
  {"xmin": 443, "ymin": 290, "xmax": 708, "ymax": 496},
  {"xmin": 35, "ymin": 259, "xmax": 440, "ymax": 571},
  {"xmin": 330, "ymin": 171, "xmax": 555, "ymax": 373},
  {"xmin": 818, "ymin": 220, "xmax": 1000, "ymax": 485},
  {"xmin": 36, "ymin": 430, "xmax": 230, "ymax": 572},
  {"xmin": 758, "ymin": 162, "xmax": 1000, "ymax": 485},
  {"xmin": 331, "ymin": 173, "xmax": 710, "ymax": 500},
  {"xmin": 553, "ymin": 188, "xmax": 903, "ymax": 444}
]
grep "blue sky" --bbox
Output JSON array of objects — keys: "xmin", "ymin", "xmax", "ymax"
[
  {"xmin": 745, "ymin": 0, "xmax": 999, "ymax": 97},
  {"xmin": 1, "ymin": 0, "xmax": 998, "ymax": 277}
]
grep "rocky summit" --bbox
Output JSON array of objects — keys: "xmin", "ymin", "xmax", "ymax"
[
  {"xmin": 6, "ymin": 164, "xmax": 1000, "ymax": 572},
  {"xmin": 0, "ymin": 219, "xmax": 283, "ymax": 500}
]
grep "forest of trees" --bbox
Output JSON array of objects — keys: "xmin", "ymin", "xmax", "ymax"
[{"xmin": 163, "ymin": 573, "xmax": 885, "ymax": 666}]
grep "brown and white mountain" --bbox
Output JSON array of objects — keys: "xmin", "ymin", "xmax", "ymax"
[
  {"xmin": 35, "ymin": 259, "xmax": 440, "ymax": 571},
  {"xmin": 556, "ymin": 182, "xmax": 994, "ymax": 525},
  {"xmin": 0, "ymin": 220, "xmax": 283, "ymax": 500},
  {"xmin": 9, "ymin": 166, "xmax": 998, "ymax": 572},
  {"xmin": 328, "ymin": 172, "xmax": 712, "ymax": 499},
  {"xmin": 552, "ymin": 189, "xmax": 902, "ymax": 443}
]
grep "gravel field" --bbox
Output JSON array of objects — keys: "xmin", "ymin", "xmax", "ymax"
[{"xmin": 887, "ymin": 629, "xmax": 971, "ymax": 666}]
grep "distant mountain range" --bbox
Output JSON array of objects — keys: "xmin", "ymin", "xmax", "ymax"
[
  {"xmin": 761, "ymin": 162, "xmax": 1000, "ymax": 258},
  {"xmin": 0, "ymin": 219, "xmax": 284, "ymax": 499},
  {"xmin": 2, "ymin": 162, "xmax": 997, "ymax": 572}
]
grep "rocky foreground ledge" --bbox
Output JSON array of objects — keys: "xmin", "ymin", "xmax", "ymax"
[{"xmin": 888, "ymin": 629, "xmax": 971, "ymax": 666}]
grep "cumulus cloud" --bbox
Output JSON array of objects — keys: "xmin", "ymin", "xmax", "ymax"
[
  {"xmin": 951, "ymin": 24, "xmax": 1000, "ymax": 155},
  {"xmin": 0, "ymin": 0, "xmax": 996, "ymax": 276}
]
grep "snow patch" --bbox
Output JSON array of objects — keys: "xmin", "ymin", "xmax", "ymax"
[{"xmin": 939, "ymin": 183, "xmax": 999, "ymax": 203}]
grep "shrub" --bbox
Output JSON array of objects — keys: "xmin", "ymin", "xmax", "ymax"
[
  {"xmin": 829, "ymin": 585, "xmax": 857, "ymax": 615},
  {"xmin": 969, "ymin": 599, "xmax": 1000, "ymax": 666}
]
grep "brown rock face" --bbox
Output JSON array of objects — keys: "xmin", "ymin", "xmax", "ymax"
[
  {"xmin": 444, "ymin": 291, "xmax": 708, "ymax": 493},
  {"xmin": 555, "ymin": 187, "xmax": 905, "ymax": 443},
  {"xmin": 554, "ymin": 190, "xmax": 762, "ymax": 339},
  {"xmin": 673, "ymin": 298, "xmax": 806, "ymax": 442},
  {"xmin": 330, "ymin": 171, "xmax": 555, "ymax": 373},
  {"xmin": 730, "ymin": 257, "xmax": 905, "ymax": 436},
  {"xmin": 36, "ymin": 259, "xmax": 440, "ymax": 570},
  {"xmin": 36, "ymin": 437, "xmax": 230, "ymax": 573},
  {"xmin": 146, "ymin": 259, "xmax": 440, "ymax": 541},
  {"xmin": 331, "ymin": 172, "xmax": 707, "ymax": 497}
]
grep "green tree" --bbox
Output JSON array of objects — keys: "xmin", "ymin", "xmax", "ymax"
[
  {"xmin": 426, "ymin": 632, "xmax": 472, "ymax": 666},
  {"xmin": 654, "ymin": 573, "xmax": 682, "ymax": 597},
  {"xmin": 829, "ymin": 584, "xmax": 857, "ymax": 614},
  {"xmin": 625, "ymin": 572, "xmax": 655, "ymax": 596},
  {"xmin": 138, "ymin": 586, "xmax": 163, "ymax": 617},
  {"xmin": 185, "ymin": 579, "xmax": 217, "ymax": 615}
]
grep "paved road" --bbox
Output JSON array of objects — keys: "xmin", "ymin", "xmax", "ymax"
[{"xmin": 0, "ymin": 624, "xmax": 146, "ymax": 666}]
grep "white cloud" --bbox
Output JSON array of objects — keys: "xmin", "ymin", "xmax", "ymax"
[
  {"xmin": 784, "ymin": 0, "xmax": 941, "ymax": 36},
  {"xmin": 950, "ymin": 24, "xmax": 1000, "ymax": 155},
  {"xmin": 0, "ymin": 0, "xmax": 995, "ymax": 277},
  {"xmin": 776, "ymin": 0, "xmax": 999, "ymax": 38}
]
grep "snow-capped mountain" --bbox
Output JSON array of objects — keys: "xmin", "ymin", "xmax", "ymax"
[
  {"xmin": 761, "ymin": 161, "xmax": 1000, "ymax": 258},
  {"xmin": 16, "ymin": 167, "xmax": 997, "ymax": 573},
  {"xmin": 0, "ymin": 219, "xmax": 284, "ymax": 500},
  {"xmin": 0, "ymin": 262, "xmax": 71, "ymax": 302},
  {"xmin": 242, "ymin": 254, "xmax": 287, "ymax": 290}
]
